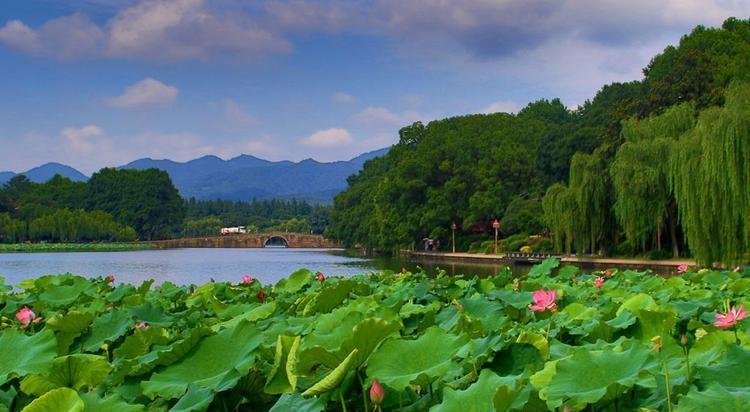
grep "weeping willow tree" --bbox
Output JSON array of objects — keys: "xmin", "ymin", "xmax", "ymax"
[
  {"xmin": 568, "ymin": 149, "xmax": 613, "ymax": 254},
  {"xmin": 611, "ymin": 103, "xmax": 695, "ymax": 257},
  {"xmin": 669, "ymin": 82, "xmax": 750, "ymax": 265},
  {"xmin": 542, "ymin": 183, "xmax": 578, "ymax": 254},
  {"xmin": 543, "ymin": 148, "xmax": 613, "ymax": 255}
]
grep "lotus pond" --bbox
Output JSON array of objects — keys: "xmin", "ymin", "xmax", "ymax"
[{"xmin": 0, "ymin": 259, "xmax": 748, "ymax": 411}]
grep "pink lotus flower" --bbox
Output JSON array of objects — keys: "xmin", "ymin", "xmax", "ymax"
[
  {"xmin": 604, "ymin": 269, "xmax": 613, "ymax": 278},
  {"xmin": 107, "ymin": 274, "xmax": 115, "ymax": 283},
  {"xmin": 241, "ymin": 275, "xmax": 253, "ymax": 285},
  {"xmin": 315, "ymin": 272, "xmax": 326, "ymax": 282},
  {"xmin": 133, "ymin": 321, "xmax": 149, "ymax": 330},
  {"xmin": 529, "ymin": 289, "xmax": 557, "ymax": 313},
  {"xmin": 370, "ymin": 379, "xmax": 385, "ymax": 405},
  {"xmin": 713, "ymin": 305, "xmax": 747, "ymax": 329},
  {"xmin": 595, "ymin": 276, "xmax": 604, "ymax": 289},
  {"xmin": 16, "ymin": 306, "xmax": 42, "ymax": 328},
  {"xmin": 677, "ymin": 264, "xmax": 689, "ymax": 274}
]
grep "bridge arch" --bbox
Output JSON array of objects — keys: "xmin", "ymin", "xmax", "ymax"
[{"xmin": 263, "ymin": 236, "xmax": 289, "ymax": 248}]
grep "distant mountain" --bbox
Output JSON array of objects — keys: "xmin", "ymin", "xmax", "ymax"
[
  {"xmin": 121, "ymin": 147, "xmax": 390, "ymax": 203},
  {"xmin": 0, "ymin": 163, "xmax": 88, "ymax": 186},
  {"xmin": 0, "ymin": 148, "xmax": 389, "ymax": 203}
]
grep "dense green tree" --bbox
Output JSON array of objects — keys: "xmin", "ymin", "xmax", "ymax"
[
  {"xmin": 87, "ymin": 168, "xmax": 184, "ymax": 240},
  {"xmin": 669, "ymin": 82, "xmax": 750, "ymax": 265},
  {"xmin": 183, "ymin": 216, "xmax": 223, "ymax": 237},
  {"xmin": 611, "ymin": 103, "xmax": 695, "ymax": 256}
]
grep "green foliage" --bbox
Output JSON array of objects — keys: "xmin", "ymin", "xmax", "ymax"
[
  {"xmin": 669, "ymin": 82, "xmax": 750, "ymax": 265},
  {"xmin": 87, "ymin": 168, "xmax": 184, "ymax": 240},
  {"xmin": 185, "ymin": 198, "xmax": 330, "ymax": 234},
  {"xmin": 0, "ymin": 262, "xmax": 749, "ymax": 410}
]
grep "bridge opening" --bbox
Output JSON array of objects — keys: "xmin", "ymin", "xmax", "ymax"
[{"xmin": 264, "ymin": 236, "xmax": 289, "ymax": 248}]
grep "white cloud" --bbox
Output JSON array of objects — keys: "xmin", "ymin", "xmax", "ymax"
[
  {"xmin": 107, "ymin": 78, "xmax": 178, "ymax": 109},
  {"xmin": 351, "ymin": 106, "xmax": 424, "ymax": 128},
  {"xmin": 0, "ymin": 0, "xmax": 290, "ymax": 61},
  {"xmin": 333, "ymin": 92, "xmax": 357, "ymax": 104},
  {"xmin": 481, "ymin": 100, "xmax": 521, "ymax": 114},
  {"xmin": 303, "ymin": 128, "xmax": 353, "ymax": 147},
  {"xmin": 0, "ymin": 14, "xmax": 105, "ymax": 59},
  {"xmin": 107, "ymin": 0, "xmax": 290, "ymax": 60},
  {"xmin": 61, "ymin": 125, "xmax": 105, "ymax": 153}
]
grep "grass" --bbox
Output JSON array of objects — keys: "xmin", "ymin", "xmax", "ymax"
[{"xmin": 0, "ymin": 242, "xmax": 155, "ymax": 253}]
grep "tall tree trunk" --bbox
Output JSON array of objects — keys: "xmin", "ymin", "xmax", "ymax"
[
  {"xmin": 668, "ymin": 203, "xmax": 680, "ymax": 258},
  {"xmin": 656, "ymin": 223, "xmax": 662, "ymax": 251}
]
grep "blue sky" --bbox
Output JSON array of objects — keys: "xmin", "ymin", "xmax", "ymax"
[{"xmin": 1, "ymin": 0, "xmax": 748, "ymax": 174}]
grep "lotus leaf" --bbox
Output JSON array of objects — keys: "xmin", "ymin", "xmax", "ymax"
[
  {"xmin": 142, "ymin": 320, "xmax": 263, "ymax": 399},
  {"xmin": 20, "ymin": 388, "xmax": 83, "ymax": 412},
  {"xmin": 0, "ymin": 329, "xmax": 57, "ymax": 385},
  {"xmin": 366, "ymin": 326, "xmax": 469, "ymax": 391},
  {"xmin": 20, "ymin": 354, "xmax": 111, "ymax": 396}
]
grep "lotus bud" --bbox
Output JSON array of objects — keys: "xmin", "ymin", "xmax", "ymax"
[
  {"xmin": 257, "ymin": 291, "xmax": 266, "ymax": 302},
  {"xmin": 241, "ymin": 275, "xmax": 253, "ymax": 285},
  {"xmin": 107, "ymin": 274, "xmax": 115, "ymax": 283},
  {"xmin": 315, "ymin": 272, "xmax": 326, "ymax": 282},
  {"xmin": 681, "ymin": 334, "xmax": 687, "ymax": 346},
  {"xmin": 370, "ymin": 379, "xmax": 384, "ymax": 405}
]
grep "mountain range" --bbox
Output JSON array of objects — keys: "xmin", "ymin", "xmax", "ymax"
[{"xmin": 0, "ymin": 148, "xmax": 389, "ymax": 203}]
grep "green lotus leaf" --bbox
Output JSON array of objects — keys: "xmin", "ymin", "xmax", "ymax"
[
  {"xmin": 301, "ymin": 348, "xmax": 358, "ymax": 397},
  {"xmin": 80, "ymin": 309, "xmax": 133, "ymax": 352},
  {"xmin": 488, "ymin": 290, "xmax": 534, "ymax": 310},
  {"xmin": 269, "ymin": 393, "xmax": 325, "ymax": 412},
  {"xmin": 127, "ymin": 302, "xmax": 174, "ymax": 327},
  {"xmin": 46, "ymin": 311, "xmax": 96, "ymax": 354},
  {"xmin": 275, "ymin": 269, "xmax": 313, "ymax": 295},
  {"xmin": 527, "ymin": 258, "xmax": 559, "ymax": 278},
  {"xmin": 675, "ymin": 383, "xmax": 750, "ymax": 412},
  {"xmin": 0, "ymin": 385, "xmax": 16, "ymax": 411},
  {"xmin": 303, "ymin": 280, "xmax": 358, "ymax": 315},
  {"xmin": 0, "ymin": 329, "xmax": 57, "ymax": 385},
  {"xmin": 79, "ymin": 392, "xmax": 145, "ymax": 412},
  {"xmin": 141, "ymin": 320, "xmax": 264, "ymax": 399},
  {"xmin": 211, "ymin": 302, "xmax": 277, "ymax": 332},
  {"xmin": 37, "ymin": 277, "xmax": 96, "ymax": 308},
  {"xmin": 21, "ymin": 354, "xmax": 112, "ymax": 396},
  {"xmin": 458, "ymin": 294, "xmax": 506, "ymax": 333},
  {"xmin": 168, "ymin": 384, "xmax": 214, "ymax": 412},
  {"xmin": 516, "ymin": 332, "xmax": 549, "ymax": 360},
  {"xmin": 113, "ymin": 327, "xmax": 170, "ymax": 360},
  {"xmin": 688, "ymin": 330, "xmax": 734, "ymax": 367},
  {"xmin": 122, "ymin": 327, "xmax": 210, "ymax": 378},
  {"xmin": 265, "ymin": 335, "xmax": 301, "ymax": 394},
  {"xmin": 538, "ymin": 342, "xmax": 653, "ymax": 410},
  {"xmin": 431, "ymin": 369, "xmax": 511, "ymax": 412},
  {"xmin": 696, "ymin": 345, "xmax": 750, "ymax": 390},
  {"xmin": 616, "ymin": 294, "xmax": 677, "ymax": 341},
  {"xmin": 20, "ymin": 388, "xmax": 83, "ymax": 412},
  {"xmin": 366, "ymin": 326, "xmax": 469, "ymax": 391}
]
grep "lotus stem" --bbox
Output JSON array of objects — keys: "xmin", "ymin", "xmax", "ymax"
[
  {"xmin": 358, "ymin": 372, "xmax": 369, "ymax": 412},
  {"xmin": 663, "ymin": 356, "xmax": 672, "ymax": 412},
  {"xmin": 340, "ymin": 391, "xmax": 348, "ymax": 412}
]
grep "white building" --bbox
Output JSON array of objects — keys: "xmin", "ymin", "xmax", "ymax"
[{"xmin": 220, "ymin": 226, "xmax": 247, "ymax": 235}]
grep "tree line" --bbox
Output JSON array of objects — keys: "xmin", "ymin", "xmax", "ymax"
[
  {"xmin": 327, "ymin": 17, "xmax": 750, "ymax": 266},
  {"xmin": 0, "ymin": 168, "xmax": 332, "ymax": 243},
  {"xmin": 184, "ymin": 198, "xmax": 330, "ymax": 236},
  {"xmin": 0, "ymin": 168, "xmax": 183, "ymax": 242}
]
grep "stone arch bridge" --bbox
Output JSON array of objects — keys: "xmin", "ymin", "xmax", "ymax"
[{"xmin": 148, "ymin": 232, "xmax": 339, "ymax": 249}]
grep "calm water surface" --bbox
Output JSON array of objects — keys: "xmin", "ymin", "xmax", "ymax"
[{"xmin": 0, "ymin": 248, "xmax": 528, "ymax": 286}]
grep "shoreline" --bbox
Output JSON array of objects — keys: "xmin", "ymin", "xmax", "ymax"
[
  {"xmin": 0, "ymin": 243, "xmax": 156, "ymax": 253},
  {"xmin": 403, "ymin": 250, "xmax": 696, "ymax": 271}
]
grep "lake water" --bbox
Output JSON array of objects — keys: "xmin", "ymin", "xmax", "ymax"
[{"xmin": 0, "ymin": 248, "xmax": 528, "ymax": 286}]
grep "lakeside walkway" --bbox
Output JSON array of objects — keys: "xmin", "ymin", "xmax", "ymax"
[{"xmin": 404, "ymin": 250, "xmax": 696, "ymax": 269}]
